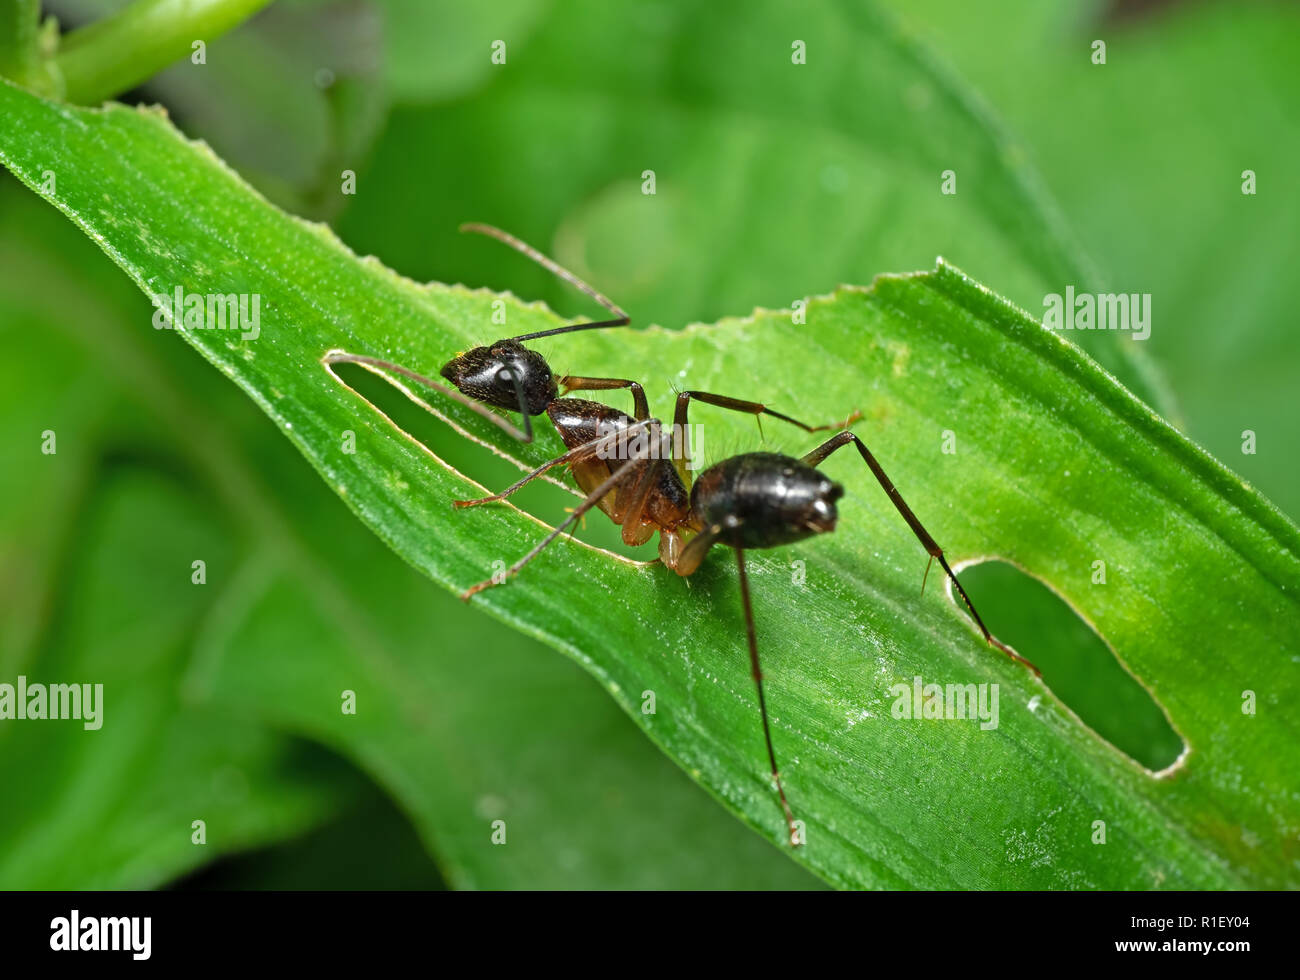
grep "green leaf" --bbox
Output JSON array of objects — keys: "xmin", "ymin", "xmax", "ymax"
[
  {"xmin": 878, "ymin": 0, "xmax": 1300, "ymax": 521},
  {"xmin": 0, "ymin": 192, "xmax": 357, "ymax": 889},
  {"xmin": 2, "ymin": 81, "xmax": 1296, "ymax": 889},
  {"xmin": 0, "ymin": 427, "xmax": 346, "ymax": 888},
  {"xmin": 0, "ymin": 178, "xmax": 813, "ymax": 889},
  {"xmin": 345, "ymin": 0, "xmax": 1175, "ymax": 419},
  {"xmin": 186, "ymin": 562, "xmax": 823, "ymax": 889}
]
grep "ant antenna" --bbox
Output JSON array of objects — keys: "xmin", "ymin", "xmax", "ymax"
[{"xmin": 459, "ymin": 223, "xmax": 631, "ymax": 341}]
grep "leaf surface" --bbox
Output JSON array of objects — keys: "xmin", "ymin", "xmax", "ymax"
[{"xmin": 2, "ymin": 81, "xmax": 1296, "ymax": 888}]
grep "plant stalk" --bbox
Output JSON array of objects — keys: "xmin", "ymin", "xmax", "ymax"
[{"xmin": 56, "ymin": 0, "xmax": 273, "ymax": 105}]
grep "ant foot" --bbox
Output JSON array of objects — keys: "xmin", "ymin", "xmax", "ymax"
[
  {"xmin": 460, "ymin": 577, "xmax": 502, "ymax": 601},
  {"xmin": 991, "ymin": 636, "xmax": 1041, "ymax": 677}
]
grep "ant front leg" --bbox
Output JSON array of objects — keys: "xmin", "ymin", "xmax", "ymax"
[
  {"xmin": 672, "ymin": 390, "xmax": 861, "ymax": 484},
  {"xmin": 459, "ymin": 419, "xmax": 664, "ymax": 599},
  {"xmin": 323, "ymin": 351, "xmax": 536, "ymax": 443},
  {"xmin": 454, "ymin": 416, "xmax": 655, "ymax": 508},
  {"xmin": 803, "ymin": 430, "xmax": 1040, "ymax": 676}
]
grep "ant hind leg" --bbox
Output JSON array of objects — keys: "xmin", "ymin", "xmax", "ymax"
[{"xmin": 802, "ymin": 430, "xmax": 1040, "ymax": 676}]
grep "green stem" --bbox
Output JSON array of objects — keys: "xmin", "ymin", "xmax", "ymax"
[
  {"xmin": 0, "ymin": 0, "xmax": 60, "ymax": 97},
  {"xmin": 0, "ymin": 0, "xmax": 38, "ymax": 74},
  {"xmin": 55, "ymin": 0, "xmax": 273, "ymax": 105}
]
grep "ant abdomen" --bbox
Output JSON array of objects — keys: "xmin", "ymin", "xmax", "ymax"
[{"xmin": 692, "ymin": 452, "xmax": 844, "ymax": 549}]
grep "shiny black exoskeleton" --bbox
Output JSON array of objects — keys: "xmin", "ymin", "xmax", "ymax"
[
  {"xmin": 440, "ymin": 339, "xmax": 557, "ymax": 417},
  {"xmin": 692, "ymin": 453, "xmax": 844, "ymax": 549}
]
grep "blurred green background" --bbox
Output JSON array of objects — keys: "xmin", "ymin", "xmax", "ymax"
[{"xmin": 1, "ymin": 0, "xmax": 1296, "ymax": 889}]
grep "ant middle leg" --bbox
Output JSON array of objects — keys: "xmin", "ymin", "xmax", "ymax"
[
  {"xmin": 803, "ymin": 430, "xmax": 1040, "ymax": 676},
  {"xmin": 607, "ymin": 455, "xmax": 666, "ymax": 546},
  {"xmin": 672, "ymin": 390, "xmax": 862, "ymax": 481},
  {"xmin": 735, "ymin": 546, "xmax": 801, "ymax": 846},
  {"xmin": 668, "ymin": 521, "xmax": 801, "ymax": 843}
]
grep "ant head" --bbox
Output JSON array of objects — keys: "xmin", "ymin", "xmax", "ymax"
[{"xmin": 440, "ymin": 339, "xmax": 557, "ymax": 416}]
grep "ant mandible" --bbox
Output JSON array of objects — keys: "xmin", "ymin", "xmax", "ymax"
[{"xmin": 326, "ymin": 225, "xmax": 1037, "ymax": 848}]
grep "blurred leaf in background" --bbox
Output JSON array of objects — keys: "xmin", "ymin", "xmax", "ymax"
[
  {"xmin": 4, "ymin": 77, "xmax": 1297, "ymax": 888},
  {"xmin": 877, "ymin": 0, "xmax": 1300, "ymax": 519},
  {"xmin": 49, "ymin": 0, "xmax": 388, "ymax": 217},
  {"xmin": 1, "ymin": 0, "xmax": 1296, "ymax": 888},
  {"xmin": 347, "ymin": 0, "xmax": 1169, "ymax": 410},
  {"xmin": 0, "ymin": 151, "xmax": 818, "ymax": 888}
]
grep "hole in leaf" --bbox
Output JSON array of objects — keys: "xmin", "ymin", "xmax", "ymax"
[
  {"xmin": 959, "ymin": 560, "xmax": 1185, "ymax": 773},
  {"xmin": 329, "ymin": 359, "xmax": 652, "ymax": 560}
]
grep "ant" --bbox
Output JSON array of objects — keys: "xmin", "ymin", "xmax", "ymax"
[
  {"xmin": 326, "ymin": 223, "xmax": 853, "ymax": 563},
  {"xmin": 326, "ymin": 224, "xmax": 1037, "ymax": 848}
]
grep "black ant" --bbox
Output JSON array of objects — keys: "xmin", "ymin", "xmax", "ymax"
[
  {"xmin": 326, "ymin": 225, "xmax": 1037, "ymax": 848},
  {"xmin": 326, "ymin": 223, "xmax": 853, "ymax": 562}
]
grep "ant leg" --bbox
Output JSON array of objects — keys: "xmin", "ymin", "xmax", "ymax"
[
  {"xmin": 676, "ymin": 390, "xmax": 860, "ymax": 434},
  {"xmin": 611, "ymin": 456, "xmax": 663, "ymax": 545},
  {"xmin": 557, "ymin": 376, "xmax": 650, "ymax": 420},
  {"xmin": 735, "ymin": 547, "xmax": 800, "ymax": 847},
  {"xmin": 453, "ymin": 418, "xmax": 655, "ymax": 508},
  {"xmin": 554, "ymin": 380, "xmax": 661, "ymax": 540},
  {"xmin": 324, "ymin": 351, "xmax": 535, "ymax": 443},
  {"xmin": 672, "ymin": 390, "xmax": 862, "ymax": 483},
  {"xmin": 460, "ymin": 421, "xmax": 665, "ymax": 600},
  {"xmin": 459, "ymin": 223, "xmax": 631, "ymax": 341},
  {"xmin": 803, "ymin": 431, "xmax": 1040, "ymax": 676},
  {"xmin": 670, "ymin": 518, "xmax": 734, "ymax": 576}
]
